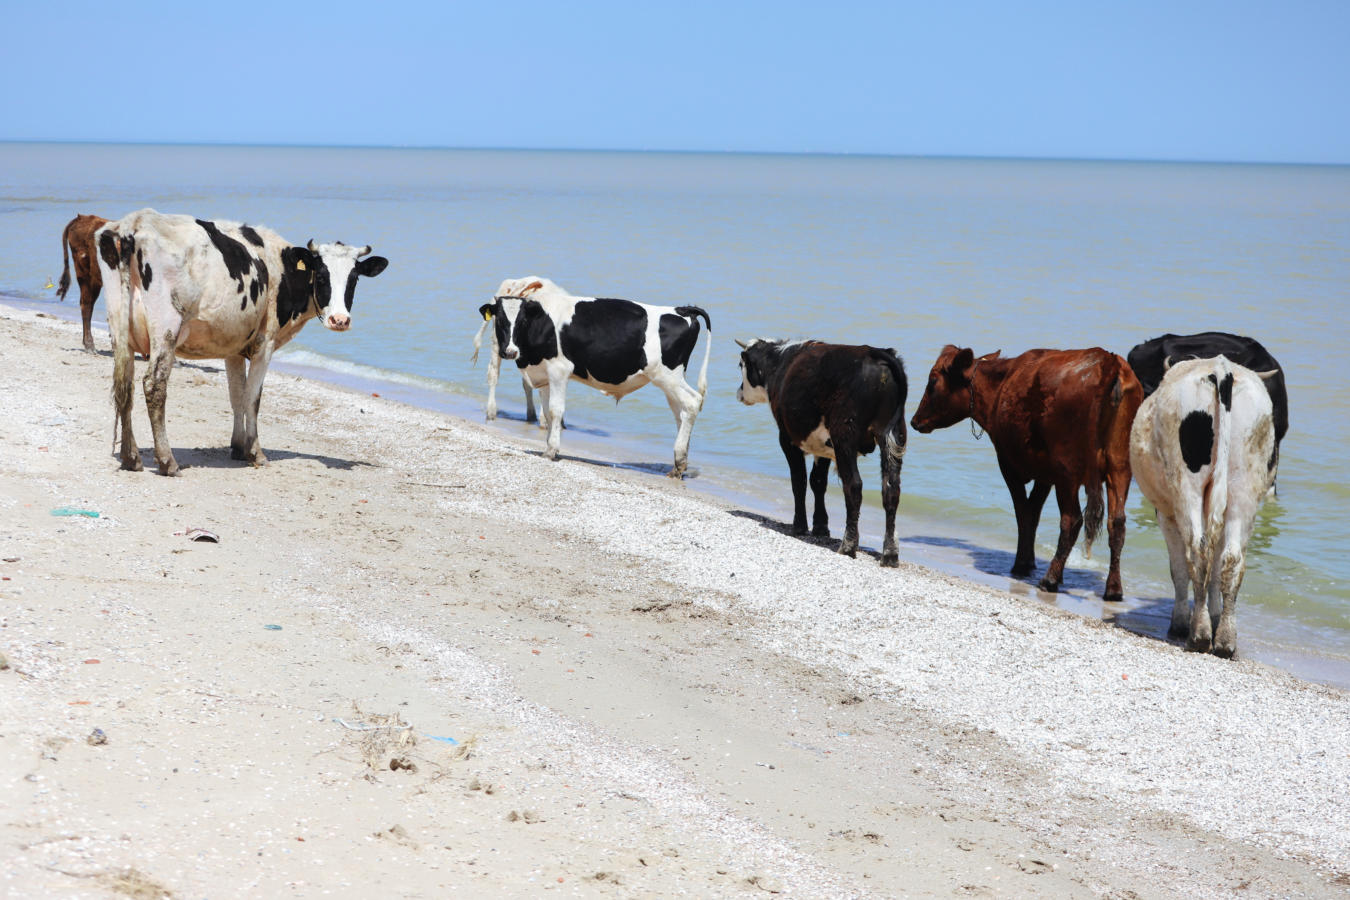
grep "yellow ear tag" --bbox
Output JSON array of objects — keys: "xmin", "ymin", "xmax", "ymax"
[
  {"xmin": 484, "ymin": 311, "xmax": 493, "ymax": 321},
  {"xmin": 295, "ymin": 259, "xmax": 306, "ymax": 271}
]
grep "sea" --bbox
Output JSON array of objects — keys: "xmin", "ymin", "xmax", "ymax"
[{"xmin": 2, "ymin": 142, "xmax": 1347, "ymax": 689}]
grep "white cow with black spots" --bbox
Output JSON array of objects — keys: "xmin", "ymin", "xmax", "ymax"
[
  {"xmin": 96, "ymin": 208, "xmax": 388, "ymax": 475},
  {"xmin": 483, "ymin": 276, "xmax": 712, "ymax": 477},
  {"xmin": 1129, "ymin": 356, "xmax": 1277, "ymax": 657}
]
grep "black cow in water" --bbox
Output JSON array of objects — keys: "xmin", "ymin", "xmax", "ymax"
[
  {"xmin": 482, "ymin": 277, "xmax": 711, "ymax": 478},
  {"xmin": 736, "ymin": 339, "xmax": 908, "ymax": 566},
  {"xmin": 1127, "ymin": 332, "xmax": 1287, "ymax": 476}
]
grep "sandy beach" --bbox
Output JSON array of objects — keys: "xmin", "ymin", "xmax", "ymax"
[{"xmin": 1, "ymin": 303, "xmax": 1348, "ymax": 899}]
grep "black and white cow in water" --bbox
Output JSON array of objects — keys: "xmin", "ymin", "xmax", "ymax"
[
  {"xmin": 484, "ymin": 277, "xmax": 711, "ymax": 477},
  {"xmin": 736, "ymin": 339, "xmax": 908, "ymax": 566},
  {"xmin": 1127, "ymin": 332, "xmax": 1287, "ymax": 478},
  {"xmin": 96, "ymin": 208, "xmax": 388, "ymax": 475},
  {"xmin": 471, "ymin": 306, "xmax": 541, "ymax": 425},
  {"xmin": 1129, "ymin": 356, "xmax": 1276, "ymax": 657}
]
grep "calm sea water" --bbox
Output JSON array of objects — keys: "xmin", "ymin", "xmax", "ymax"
[{"xmin": 2, "ymin": 142, "xmax": 1347, "ymax": 687}]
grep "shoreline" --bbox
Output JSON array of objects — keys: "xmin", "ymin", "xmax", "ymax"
[
  {"xmin": 2, "ymin": 302, "xmax": 1349, "ymax": 897},
  {"xmin": 10, "ymin": 291, "xmax": 1345, "ymax": 692}
]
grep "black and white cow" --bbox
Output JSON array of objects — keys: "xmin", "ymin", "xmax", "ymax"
[
  {"xmin": 96, "ymin": 208, "xmax": 388, "ymax": 475},
  {"xmin": 1127, "ymin": 332, "xmax": 1287, "ymax": 477},
  {"xmin": 484, "ymin": 277, "xmax": 711, "ymax": 477},
  {"xmin": 471, "ymin": 307, "xmax": 541, "ymax": 425},
  {"xmin": 1129, "ymin": 356, "xmax": 1276, "ymax": 657},
  {"xmin": 736, "ymin": 339, "xmax": 908, "ymax": 566}
]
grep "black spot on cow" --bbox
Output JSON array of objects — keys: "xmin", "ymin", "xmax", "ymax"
[
  {"xmin": 1218, "ymin": 372, "xmax": 1233, "ymax": 411},
  {"xmin": 198, "ymin": 219, "xmax": 269, "ymax": 309},
  {"xmin": 1179, "ymin": 410, "xmax": 1214, "ymax": 473},
  {"xmin": 561, "ymin": 299, "xmax": 648, "ymax": 384},
  {"xmin": 98, "ymin": 230, "xmax": 120, "ymax": 270},
  {"xmin": 660, "ymin": 305, "xmax": 711, "ymax": 370},
  {"xmin": 277, "ymin": 246, "xmax": 317, "ymax": 323},
  {"xmin": 240, "ymin": 225, "xmax": 264, "ymax": 247}
]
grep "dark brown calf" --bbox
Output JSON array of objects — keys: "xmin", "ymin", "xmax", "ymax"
[
  {"xmin": 737, "ymin": 339, "xmax": 908, "ymax": 566},
  {"xmin": 57, "ymin": 214, "xmax": 109, "ymax": 352},
  {"xmin": 910, "ymin": 345, "xmax": 1142, "ymax": 600}
]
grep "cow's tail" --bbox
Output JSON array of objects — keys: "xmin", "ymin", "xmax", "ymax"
[
  {"xmin": 106, "ymin": 228, "xmax": 135, "ymax": 450},
  {"xmin": 676, "ymin": 305, "xmax": 713, "ymax": 400},
  {"xmin": 1083, "ymin": 367, "xmax": 1126, "ymax": 558},
  {"xmin": 57, "ymin": 218, "xmax": 75, "ymax": 300},
  {"xmin": 470, "ymin": 315, "xmax": 491, "ymax": 365},
  {"xmin": 871, "ymin": 347, "xmax": 909, "ymax": 464},
  {"xmin": 1199, "ymin": 360, "xmax": 1235, "ymax": 581}
]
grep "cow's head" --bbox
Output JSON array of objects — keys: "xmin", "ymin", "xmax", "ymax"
[
  {"xmin": 488, "ymin": 277, "xmax": 549, "ymax": 360},
  {"xmin": 281, "ymin": 241, "xmax": 388, "ymax": 330},
  {"xmin": 910, "ymin": 344, "xmax": 979, "ymax": 433},
  {"xmin": 735, "ymin": 338, "xmax": 783, "ymax": 405}
]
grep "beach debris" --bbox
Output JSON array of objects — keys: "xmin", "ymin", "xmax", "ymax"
[
  {"xmin": 263, "ymin": 624, "xmax": 283, "ymax": 631},
  {"xmin": 50, "ymin": 507, "xmax": 99, "ymax": 518},
  {"xmin": 372, "ymin": 824, "xmax": 419, "ymax": 849},
  {"xmin": 45, "ymin": 275, "xmax": 55, "ymax": 290},
  {"xmin": 389, "ymin": 756, "xmax": 418, "ymax": 773},
  {"xmin": 173, "ymin": 527, "xmax": 219, "ymax": 543},
  {"xmin": 83, "ymin": 658, "xmax": 100, "ymax": 665},
  {"xmin": 0, "ymin": 651, "xmax": 8, "ymax": 670},
  {"xmin": 746, "ymin": 874, "xmax": 785, "ymax": 893},
  {"xmin": 505, "ymin": 810, "xmax": 542, "ymax": 824},
  {"xmin": 86, "ymin": 728, "xmax": 108, "ymax": 746}
]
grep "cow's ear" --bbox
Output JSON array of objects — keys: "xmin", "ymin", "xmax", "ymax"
[
  {"xmin": 951, "ymin": 347, "xmax": 975, "ymax": 376},
  {"xmin": 478, "ymin": 303, "xmax": 494, "ymax": 320},
  {"xmin": 522, "ymin": 280, "xmax": 544, "ymax": 295},
  {"xmin": 284, "ymin": 246, "xmax": 315, "ymax": 273},
  {"xmin": 357, "ymin": 256, "xmax": 388, "ymax": 278}
]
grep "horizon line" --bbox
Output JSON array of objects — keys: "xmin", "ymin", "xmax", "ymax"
[{"xmin": 1, "ymin": 138, "xmax": 1345, "ymax": 169}]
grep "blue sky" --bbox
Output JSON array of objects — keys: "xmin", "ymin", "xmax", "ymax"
[{"xmin": 5, "ymin": 1, "xmax": 1346, "ymax": 163}]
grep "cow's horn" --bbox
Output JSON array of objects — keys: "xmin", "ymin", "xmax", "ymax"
[
  {"xmin": 1257, "ymin": 368, "xmax": 1279, "ymax": 381},
  {"xmin": 307, "ymin": 239, "xmax": 319, "ymax": 253},
  {"xmin": 358, "ymin": 245, "xmax": 372, "ymax": 257},
  {"xmin": 1162, "ymin": 355, "xmax": 1173, "ymax": 372},
  {"xmin": 735, "ymin": 338, "xmax": 749, "ymax": 349}
]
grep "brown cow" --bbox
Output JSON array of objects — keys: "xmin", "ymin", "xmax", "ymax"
[
  {"xmin": 910, "ymin": 346, "xmax": 1142, "ymax": 600},
  {"xmin": 57, "ymin": 214, "xmax": 109, "ymax": 352}
]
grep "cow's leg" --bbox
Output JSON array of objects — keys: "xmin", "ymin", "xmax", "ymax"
[
  {"xmin": 1157, "ymin": 515, "xmax": 1193, "ymax": 640},
  {"xmin": 834, "ymin": 450, "xmax": 863, "ymax": 559},
  {"xmin": 79, "ymin": 281, "xmax": 99, "ymax": 352},
  {"xmin": 226, "ymin": 355, "xmax": 249, "ymax": 458},
  {"xmin": 1039, "ymin": 482, "xmax": 1082, "ymax": 593},
  {"xmin": 879, "ymin": 446, "xmax": 902, "ymax": 568},
  {"xmin": 658, "ymin": 373, "xmax": 703, "ymax": 478},
  {"xmin": 1212, "ymin": 520, "xmax": 1250, "ymax": 658},
  {"xmin": 111, "ymin": 328, "xmax": 141, "ymax": 471},
  {"xmin": 1102, "ymin": 469, "xmax": 1131, "ymax": 601},
  {"xmin": 780, "ymin": 432, "xmax": 810, "ymax": 535},
  {"xmin": 1182, "ymin": 507, "xmax": 1214, "ymax": 653},
  {"xmin": 143, "ymin": 328, "xmax": 180, "ymax": 476},
  {"xmin": 239, "ymin": 347, "xmax": 275, "ymax": 466},
  {"xmin": 1000, "ymin": 456, "xmax": 1046, "ymax": 576},
  {"xmin": 484, "ymin": 343, "xmax": 501, "ymax": 421},
  {"xmin": 523, "ymin": 376, "xmax": 541, "ymax": 425},
  {"xmin": 809, "ymin": 456, "xmax": 831, "ymax": 537},
  {"xmin": 543, "ymin": 375, "xmax": 567, "ymax": 460}
]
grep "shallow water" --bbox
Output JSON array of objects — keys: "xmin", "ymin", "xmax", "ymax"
[{"xmin": 2, "ymin": 142, "xmax": 1346, "ymax": 688}]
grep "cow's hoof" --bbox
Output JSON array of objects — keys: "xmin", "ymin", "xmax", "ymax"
[
  {"xmin": 230, "ymin": 446, "xmax": 250, "ymax": 461},
  {"xmin": 1186, "ymin": 635, "xmax": 1212, "ymax": 654},
  {"xmin": 157, "ymin": 460, "xmax": 180, "ymax": 477},
  {"xmin": 837, "ymin": 541, "xmax": 858, "ymax": 559},
  {"xmin": 1102, "ymin": 590, "xmax": 1124, "ymax": 603},
  {"xmin": 667, "ymin": 469, "xmax": 685, "ymax": 480},
  {"xmin": 1168, "ymin": 622, "xmax": 1189, "ymax": 641},
  {"xmin": 791, "ymin": 522, "xmax": 808, "ymax": 536},
  {"xmin": 543, "ymin": 449, "xmax": 559, "ymax": 461},
  {"xmin": 1212, "ymin": 642, "xmax": 1236, "ymax": 659},
  {"xmin": 120, "ymin": 456, "xmax": 143, "ymax": 472},
  {"xmin": 250, "ymin": 453, "xmax": 268, "ymax": 468},
  {"xmin": 811, "ymin": 525, "xmax": 830, "ymax": 538},
  {"xmin": 880, "ymin": 551, "xmax": 899, "ymax": 568},
  {"xmin": 1037, "ymin": 577, "xmax": 1060, "ymax": 593},
  {"xmin": 83, "ymin": 342, "xmax": 97, "ymax": 353},
  {"xmin": 1010, "ymin": 561, "xmax": 1034, "ymax": 577}
]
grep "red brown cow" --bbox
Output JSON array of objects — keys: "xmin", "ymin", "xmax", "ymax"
[
  {"xmin": 910, "ymin": 346, "xmax": 1142, "ymax": 600},
  {"xmin": 56, "ymin": 214, "xmax": 109, "ymax": 352}
]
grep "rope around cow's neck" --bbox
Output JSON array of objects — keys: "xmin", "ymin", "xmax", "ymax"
[{"xmin": 969, "ymin": 357, "xmax": 985, "ymax": 440}]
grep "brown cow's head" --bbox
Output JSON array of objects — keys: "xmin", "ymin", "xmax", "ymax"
[{"xmin": 910, "ymin": 344, "xmax": 977, "ymax": 433}]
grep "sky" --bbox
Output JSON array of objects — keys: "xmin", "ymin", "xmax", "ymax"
[{"xmin": 3, "ymin": 0, "xmax": 1347, "ymax": 164}]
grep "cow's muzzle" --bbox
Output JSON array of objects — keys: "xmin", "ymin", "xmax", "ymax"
[
  {"xmin": 501, "ymin": 348, "xmax": 519, "ymax": 360},
  {"xmin": 326, "ymin": 313, "xmax": 351, "ymax": 331}
]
